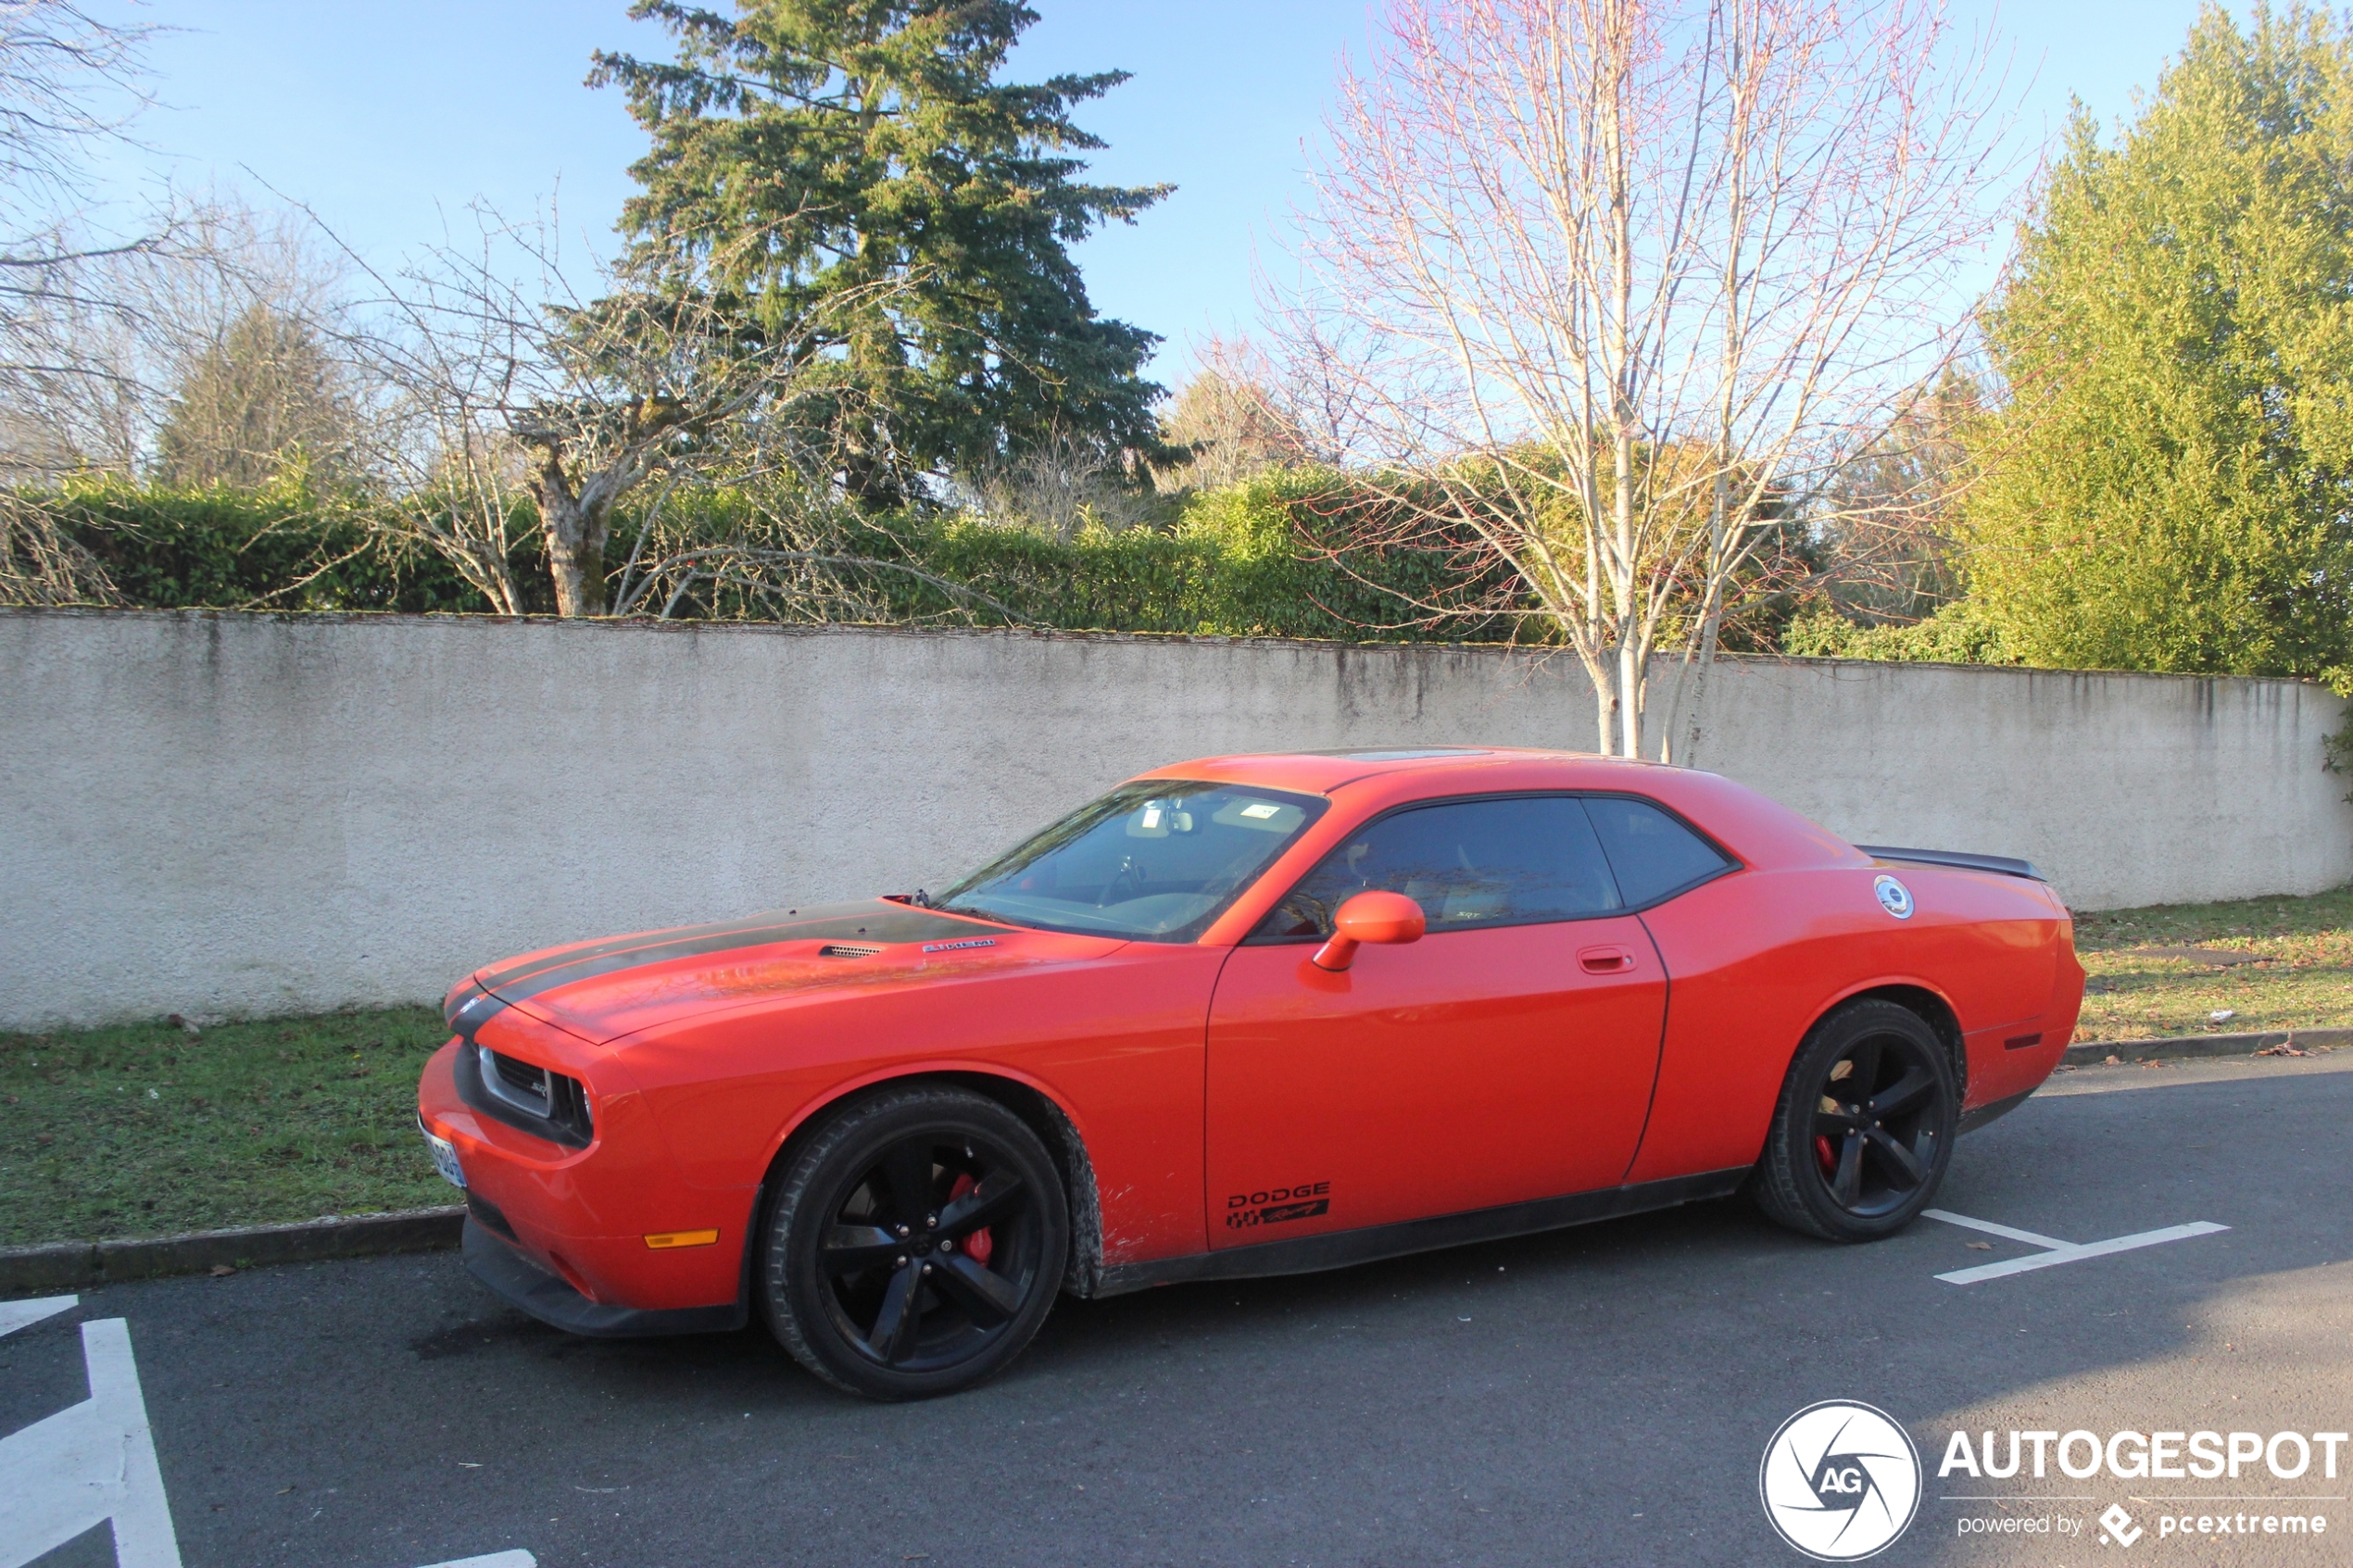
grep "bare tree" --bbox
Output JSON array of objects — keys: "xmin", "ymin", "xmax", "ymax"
[
  {"xmin": 0, "ymin": 0, "xmax": 160, "ymax": 602},
  {"xmin": 0, "ymin": 194, "xmax": 376, "ymax": 609},
  {"xmin": 330, "ymin": 215, "xmax": 791, "ymax": 614},
  {"xmin": 1157, "ymin": 335, "xmax": 1315, "ymax": 491},
  {"xmin": 0, "ymin": 0, "xmax": 158, "ymax": 354},
  {"xmin": 0, "ymin": 199, "xmax": 355, "ymax": 482},
  {"xmin": 335, "ymin": 211, "xmax": 1013, "ymax": 621},
  {"xmin": 1808, "ymin": 365, "xmax": 1985, "ymax": 623},
  {"xmin": 0, "ymin": 249, "xmax": 145, "ymax": 478},
  {"xmin": 964, "ymin": 423, "xmax": 1163, "ymax": 538},
  {"xmin": 1278, "ymin": 0, "xmax": 2010, "ymax": 759}
]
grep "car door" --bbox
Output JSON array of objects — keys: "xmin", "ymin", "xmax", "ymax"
[{"xmin": 1204, "ymin": 794, "xmax": 1667, "ymax": 1247}]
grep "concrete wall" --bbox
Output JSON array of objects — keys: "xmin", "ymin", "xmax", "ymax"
[{"xmin": 4, "ymin": 608, "xmax": 2347, "ymax": 1030}]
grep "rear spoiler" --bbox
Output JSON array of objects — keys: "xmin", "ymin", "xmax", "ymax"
[{"xmin": 1856, "ymin": 845, "xmax": 2046, "ymax": 883}]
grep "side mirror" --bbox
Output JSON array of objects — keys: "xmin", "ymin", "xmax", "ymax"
[{"xmin": 1313, "ymin": 890, "xmax": 1427, "ymax": 972}]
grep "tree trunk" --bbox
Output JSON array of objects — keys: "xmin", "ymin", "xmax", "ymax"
[
  {"xmin": 1617, "ymin": 641, "xmax": 1642, "ymax": 758},
  {"xmin": 1681, "ymin": 610, "xmax": 1721, "ymax": 768},
  {"xmin": 534, "ymin": 460, "xmax": 607, "ymax": 617}
]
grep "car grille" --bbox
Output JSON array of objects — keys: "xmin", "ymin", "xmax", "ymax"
[{"xmin": 492, "ymin": 1049, "xmax": 549, "ymax": 1102}]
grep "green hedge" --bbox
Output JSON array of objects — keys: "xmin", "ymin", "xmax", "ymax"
[
  {"xmin": 837, "ymin": 470, "xmax": 1523, "ymax": 639},
  {"xmin": 41, "ymin": 478, "xmax": 535, "ymax": 614},
  {"xmin": 28, "ymin": 470, "xmax": 1531, "ymax": 642},
  {"xmin": 1778, "ymin": 602, "xmax": 2014, "ymax": 665}
]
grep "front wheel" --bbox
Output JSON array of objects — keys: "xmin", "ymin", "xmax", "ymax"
[
  {"xmin": 1752, "ymin": 998, "xmax": 1957, "ymax": 1242},
  {"xmin": 759, "ymin": 1086, "xmax": 1069, "ymax": 1399}
]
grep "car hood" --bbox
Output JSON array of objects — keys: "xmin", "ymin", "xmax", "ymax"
[{"xmin": 442, "ymin": 898, "xmax": 1116, "ymax": 1047}]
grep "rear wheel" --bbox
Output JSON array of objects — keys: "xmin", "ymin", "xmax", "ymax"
[
  {"xmin": 1752, "ymin": 999, "xmax": 1957, "ymax": 1242},
  {"xmin": 759, "ymin": 1086, "xmax": 1068, "ymax": 1399}
]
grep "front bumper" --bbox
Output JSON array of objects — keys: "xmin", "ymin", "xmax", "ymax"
[
  {"xmin": 417, "ymin": 1037, "xmax": 754, "ymax": 1323},
  {"xmin": 462, "ymin": 1218, "xmax": 746, "ymax": 1338}
]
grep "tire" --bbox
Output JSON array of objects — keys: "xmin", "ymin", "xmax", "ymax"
[
  {"xmin": 1752, "ymin": 998, "xmax": 1957, "ymax": 1243},
  {"xmin": 758, "ymin": 1085, "xmax": 1069, "ymax": 1400}
]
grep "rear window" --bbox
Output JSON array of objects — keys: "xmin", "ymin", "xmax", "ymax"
[{"xmin": 1583, "ymin": 795, "xmax": 1734, "ymax": 906}]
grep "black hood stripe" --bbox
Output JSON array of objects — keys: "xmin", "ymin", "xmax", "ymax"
[
  {"xmin": 468, "ymin": 900, "xmax": 1014, "ymax": 1011},
  {"xmin": 480, "ymin": 919, "xmax": 803, "ymax": 996},
  {"xmin": 476, "ymin": 910, "xmax": 847, "ymax": 994},
  {"xmin": 443, "ymin": 976, "xmax": 509, "ymax": 1043}
]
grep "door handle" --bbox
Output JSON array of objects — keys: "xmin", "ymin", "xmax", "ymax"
[{"xmin": 1579, "ymin": 945, "xmax": 1637, "ymax": 974}]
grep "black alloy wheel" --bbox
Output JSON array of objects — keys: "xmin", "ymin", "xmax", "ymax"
[
  {"xmin": 760, "ymin": 1085, "xmax": 1069, "ymax": 1399},
  {"xmin": 1752, "ymin": 998, "xmax": 1957, "ymax": 1242}
]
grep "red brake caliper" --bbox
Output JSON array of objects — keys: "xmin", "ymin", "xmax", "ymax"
[
  {"xmin": 1815, "ymin": 1135, "xmax": 1837, "ymax": 1174},
  {"xmin": 948, "ymin": 1173, "xmax": 993, "ymax": 1267}
]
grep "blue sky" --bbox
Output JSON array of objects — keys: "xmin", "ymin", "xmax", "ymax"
[{"xmin": 85, "ymin": 1, "xmax": 2231, "ymax": 383}]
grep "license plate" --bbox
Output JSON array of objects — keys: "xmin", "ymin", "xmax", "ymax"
[{"xmin": 421, "ymin": 1123, "xmax": 466, "ymax": 1190}]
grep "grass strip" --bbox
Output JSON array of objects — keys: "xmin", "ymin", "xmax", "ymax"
[
  {"xmin": 0, "ymin": 1007, "xmax": 451, "ymax": 1248},
  {"xmin": 2074, "ymin": 884, "xmax": 2353, "ymax": 1041}
]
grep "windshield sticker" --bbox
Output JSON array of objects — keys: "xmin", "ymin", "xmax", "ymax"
[{"xmin": 1214, "ymin": 798, "xmax": 1305, "ymax": 832}]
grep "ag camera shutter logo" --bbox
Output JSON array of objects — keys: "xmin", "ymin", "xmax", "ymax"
[{"xmin": 1760, "ymin": 1400, "xmax": 1923, "ymax": 1561}]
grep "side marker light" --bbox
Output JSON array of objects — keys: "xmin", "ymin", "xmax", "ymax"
[{"xmin": 644, "ymin": 1229, "xmax": 721, "ymax": 1249}]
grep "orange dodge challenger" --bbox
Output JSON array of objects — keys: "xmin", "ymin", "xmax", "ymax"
[{"xmin": 419, "ymin": 747, "xmax": 2082, "ymax": 1399}]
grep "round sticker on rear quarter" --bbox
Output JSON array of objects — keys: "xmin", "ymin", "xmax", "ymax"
[{"xmin": 1873, "ymin": 874, "xmax": 1914, "ymax": 920}]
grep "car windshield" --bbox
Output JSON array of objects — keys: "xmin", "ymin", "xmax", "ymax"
[{"xmin": 937, "ymin": 781, "xmax": 1327, "ymax": 941}]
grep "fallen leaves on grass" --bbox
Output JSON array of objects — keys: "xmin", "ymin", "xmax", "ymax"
[{"xmin": 2076, "ymin": 885, "xmax": 2353, "ymax": 1040}]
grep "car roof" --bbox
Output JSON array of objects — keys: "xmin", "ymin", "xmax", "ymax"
[
  {"xmin": 1132, "ymin": 746, "xmax": 1679, "ymax": 796},
  {"xmin": 1131, "ymin": 746, "xmax": 1870, "ymax": 884}
]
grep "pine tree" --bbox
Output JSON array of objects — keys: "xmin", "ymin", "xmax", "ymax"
[{"xmin": 590, "ymin": 0, "xmax": 1173, "ymax": 508}]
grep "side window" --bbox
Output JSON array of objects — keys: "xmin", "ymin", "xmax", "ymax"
[
  {"xmin": 1252, "ymin": 796, "xmax": 1623, "ymax": 940},
  {"xmin": 1583, "ymin": 796, "xmax": 1733, "ymax": 907}
]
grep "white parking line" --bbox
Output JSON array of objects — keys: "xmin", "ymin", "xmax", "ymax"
[
  {"xmin": 0, "ymin": 1302, "xmax": 530, "ymax": 1568},
  {"xmin": 0, "ymin": 1318, "xmax": 182, "ymax": 1568},
  {"xmin": 1923, "ymin": 1209, "xmax": 2230, "ymax": 1285},
  {"xmin": 1917, "ymin": 1210, "xmax": 2069, "ymax": 1250},
  {"xmin": 0, "ymin": 1298, "xmax": 77, "ymax": 1339}
]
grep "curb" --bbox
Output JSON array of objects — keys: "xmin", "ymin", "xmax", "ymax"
[
  {"xmin": 2064, "ymin": 1026, "xmax": 2352, "ymax": 1067},
  {"xmin": 0, "ymin": 1205, "xmax": 463, "ymax": 1295}
]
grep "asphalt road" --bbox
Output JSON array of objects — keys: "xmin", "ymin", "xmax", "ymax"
[{"xmin": 5, "ymin": 1052, "xmax": 2350, "ymax": 1568}]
